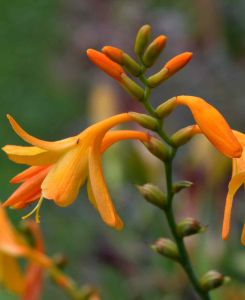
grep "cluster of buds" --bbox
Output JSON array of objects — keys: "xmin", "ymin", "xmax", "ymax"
[{"xmin": 86, "ymin": 24, "xmax": 192, "ymax": 102}]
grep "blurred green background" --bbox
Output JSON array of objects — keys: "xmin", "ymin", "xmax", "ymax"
[{"xmin": 0, "ymin": 0, "xmax": 245, "ymax": 299}]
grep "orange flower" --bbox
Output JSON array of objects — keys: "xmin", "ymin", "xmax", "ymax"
[
  {"xmin": 0, "ymin": 204, "xmax": 51, "ymax": 298},
  {"xmin": 176, "ymin": 96, "xmax": 242, "ymax": 158},
  {"xmin": 222, "ymin": 131, "xmax": 245, "ymax": 244},
  {"xmin": 87, "ymin": 49, "xmax": 125, "ymax": 81},
  {"xmin": 3, "ymin": 113, "xmax": 149, "ymax": 229}
]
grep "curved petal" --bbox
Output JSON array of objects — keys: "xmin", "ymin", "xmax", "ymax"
[
  {"xmin": 2, "ymin": 145, "xmax": 61, "ymax": 166},
  {"xmin": 41, "ymin": 145, "xmax": 89, "ymax": 207},
  {"xmin": 101, "ymin": 130, "xmax": 150, "ymax": 152},
  {"xmin": 176, "ymin": 96, "xmax": 242, "ymax": 158},
  {"xmin": 3, "ymin": 168, "xmax": 48, "ymax": 208},
  {"xmin": 7, "ymin": 115, "xmax": 78, "ymax": 151},
  {"xmin": 241, "ymin": 224, "xmax": 245, "ymax": 246},
  {"xmin": 88, "ymin": 145, "xmax": 123, "ymax": 229},
  {"xmin": 10, "ymin": 166, "xmax": 49, "ymax": 184},
  {"xmin": 222, "ymin": 171, "xmax": 245, "ymax": 240}
]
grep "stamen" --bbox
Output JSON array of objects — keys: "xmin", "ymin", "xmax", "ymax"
[{"xmin": 22, "ymin": 196, "xmax": 44, "ymax": 223}]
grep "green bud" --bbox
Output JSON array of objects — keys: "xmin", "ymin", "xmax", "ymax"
[
  {"xmin": 200, "ymin": 271, "xmax": 230, "ymax": 292},
  {"xmin": 120, "ymin": 74, "xmax": 145, "ymax": 101},
  {"xmin": 129, "ymin": 112, "xmax": 159, "ymax": 131},
  {"xmin": 177, "ymin": 218, "xmax": 206, "ymax": 238},
  {"xmin": 171, "ymin": 125, "xmax": 200, "ymax": 147},
  {"xmin": 134, "ymin": 24, "xmax": 151, "ymax": 57},
  {"xmin": 143, "ymin": 35, "xmax": 167, "ymax": 67},
  {"xmin": 147, "ymin": 67, "xmax": 168, "ymax": 88},
  {"xmin": 156, "ymin": 97, "xmax": 177, "ymax": 118},
  {"xmin": 143, "ymin": 136, "xmax": 170, "ymax": 161},
  {"xmin": 152, "ymin": 238, "xmax": 180, "ymax": 261},
  {"xmin": 137, "ymin": 183, "xmax": 166, "ymax": 209},
  {"xmin": 123, "ymin": 53, "xmax": 142, "ymax": 76},
  {"xmin": 172, "ymin": 180, "xmax": 193, "ymax": 193}
]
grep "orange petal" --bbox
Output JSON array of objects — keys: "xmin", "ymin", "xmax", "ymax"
[
  {"xmin": 3, "ymin": 168, "xmax": 49, "ymax": 208},
  {"xmin": 101, "ymin": 130, "xmax": 150, "ymax": 152},
  {"xmin": 222, "ymin": 172, "xmax": 245, "ymax": 240},
  {"xmin": 41, "ymin": 145, "xmax": 89, "ymax": 207},
  {"xmin": 2, "ymin": 145, "xmax": 61, "ymax": 166},
  {"xmin": 176, "ymin": 96, "xmax": 242, "ymax": 158},
  {"xmin": 88, "ymin": 145, "xmax": 123, "ymax": 229},
  {"xmin": 7, "ymin": 115, "xmax": 78, "ymax": 151},
  {"xmin": 11, "ymin": 166, "xmax": 49, "ymax": 184}
]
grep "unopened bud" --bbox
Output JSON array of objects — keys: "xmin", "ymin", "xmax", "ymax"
[
  {"xmin": 102, "ymin": 46, "xmax": 142, "ymax": 76},
  {"xmin": 164, "ymin": 52, "xmax": 193, "ymax": 77},
  {"xmin": 143, "ymin": 136, "xmax": 170, "ymax": 161},
  {"xmin": 152, "ymin": 238, "xmax": 180, "ymax": 261},
  {"xmin": 172, "ymin": 180, "xmax": 193, "ymax": 193},
  {"xmin": 200, "ymin": 271, "xmax": 230, "ymax": 292},
  {"xmin": 123, "ymin": 53, "xmax": 142, "ymax": 76},
  {"xmin": 129, "ymin": 112, "xmax": 159, "ymax": 131},
  {"xmin": 147, "ymin": 67, "xmax": 168, "ymax": 88},
  {"xmin": 134, "ymin": 24, "xmax": 152, "ymax": 57},
  {"xmin": 171, "ymin": 125, "xmax": 200, "ymax": 146},
  {"xmin": 137, "ymin": 183, "xmax": 166, "ymax": 209},
  {"xmin": 177, "ymin": 218, "xmax": 205, "ymax": 238},
  {"xmin": 120, "ymin": 74, "xmax": 145, "ymax": 101},
  {"xmin": 143, "ymin": 35, "xmax": 167, "ymax": 67},
  {"xmin": 102, "ymin": 46, "xmax": 124, "ymax": 64},
  {"xmin": 156, "ymin": 97, "xmax": 177, "ymax": 118},
  {"xmin": 87, "ymin": 49, "xmax": 124, "ymax": 81}
]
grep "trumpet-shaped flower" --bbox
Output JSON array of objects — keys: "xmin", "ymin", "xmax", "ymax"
[
  {"xmin": 3, "ymin": 113, "xmax": 149, "ymax": 229},
  {"xmin": 222, "ymin": 131, "xmax": 245, "ymax": 244},
  {"xmin": 176, "ymin": 96, "xmax": 242, "ymax": 158},
  {"xmin": 0, "ymin": 204, "xmax": 51, "ymax": 299}
]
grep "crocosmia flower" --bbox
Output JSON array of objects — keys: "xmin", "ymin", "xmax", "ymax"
[
  {"xmin": 222, "ymin": 131, "xmax": 245, "ymax": 244},
  {"xmin": 3, "ymin": 113, "xmax": 149, "ymax": 229}
]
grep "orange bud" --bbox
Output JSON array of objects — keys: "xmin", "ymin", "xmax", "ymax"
[
  {"xmin": 165, "ymin": 52, "xmax": 192, "ymax": 76},
  {"xmin": 102, "ymin": 46, "xmax": 124, "ymax": 64},
  {"xmin": 176, "ymin": 96, "xmax": 242, "ymax": 158},
  {"xmin": 87, "ymin": 49, "xmax": 124, "ymax": 81},
  {"xmin": 143, "ymin": 35, "xmax": 167, "ymax": 67}
]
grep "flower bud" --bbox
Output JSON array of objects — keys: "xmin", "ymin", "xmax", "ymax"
[
  {"xmin": 101, "ymin": 46, "xmax": 124, "ymax": 64},
  {"xmin": 143, "ymin": 35, "xmax": 167, "ymax": 67},
  {"xmin": 171, "ymin": 125, "xmax": 201, "ymax": 146},
  {"xmin": 123, "ymin": 53, "xmax": 142, "ymax": 76},
  {"xmin": 164, "ymin": 52, "xmax": 193, "ymax": 77},
  {"xmin": 177, "ymin": 218, "xmax": 205, "ymax": 238},
  {"xmin": 142, "ymin": 136, "xmax": 170, "ymax": 161},
  {"xmin": 102, "ymin": 46, "xmax": 142, "ymax": 76},
  {"xmin": 152, "ymin": 238, "xmax": 180, "ymax": 261},
  {"xmin": 156, "ymin": 97, "xmax": 177, "ymax": 118},
  {"xmin": 120, "ymin": 74, "xmax": 145, "ymax": 101},
  {"xmin": 146, "ymin": 67, "xmax": 169, "ymax": 88},
  {"xmin": 137, "ymin": 183, "xmax": 166, "ymax": 209},
  {"xmin": 87, "ymin": 49, "xmax": 124, "ymax": 81},
  {"xmin": 200, "ymin": 271, "xmax": 229, "ymax": 292},
  {"xmin": 134, "ymin": 24, "xmax": 151, "ymax": 57},
  {"xmin": 172, "ymin": 180, "xmax": 193, "ymax": 193},
  {"xmin": 129, "ymin": 112, "xmax": 159, "ymax": 131}
]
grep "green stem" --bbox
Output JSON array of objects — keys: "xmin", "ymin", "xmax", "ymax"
[
  {"xmin": 138, "ymin": 60, "xmax": 211, "ymax": 300},
  {"xmin": 164, "ymin": 161, "xmax": 211, "ymax": 300}
]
